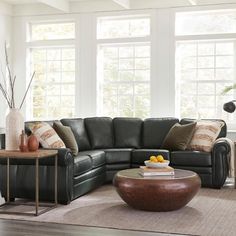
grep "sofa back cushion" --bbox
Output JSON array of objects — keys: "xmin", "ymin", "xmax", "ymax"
[
  {"xmin": 60, "ymin": 118, "xmax": 91, "ymax": 151},
  {"xmin": 143, "ymin": 118, "xmax": 179, "ymax": 148},
  {"xmin": 180, "ymin": 118, "xmax": 226, "ymax": 139},
  {"xmin": 84, "ymin": 117, "xmax": 114, "ymax": 149},
  {"xmin": 113, "ymin": 117, "xmax": 142, "ymax": 148}
]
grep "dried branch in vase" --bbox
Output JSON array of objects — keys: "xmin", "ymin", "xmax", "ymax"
[{"xmin": 0, "ymin": 42, "xmax": 35, "ymax": 109}]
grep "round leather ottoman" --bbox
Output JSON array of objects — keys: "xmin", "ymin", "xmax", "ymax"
[{"xmin": 113, "ymin": 168, "xmax": 201, "ymax": 212}]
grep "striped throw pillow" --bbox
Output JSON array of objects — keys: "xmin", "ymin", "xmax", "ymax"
[
  {"xmin": 30, "ymin": 122, "xmax": 66, "ymax": 148},
  {"xmin": 188, "ymin": 121, "xmax": 224, "ymax": 152}
]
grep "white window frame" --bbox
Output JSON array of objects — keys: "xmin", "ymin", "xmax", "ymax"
[
  {"xmin": 175, "ymin": 9, "xmax": 236, "ymax": 130},
  {"xmin": 26, "ymin": 18, "xmax": 78, "ymax": 120},
  {"xmin": 96, "ymin": 13, "xmax": 152, "ymax": 118}
]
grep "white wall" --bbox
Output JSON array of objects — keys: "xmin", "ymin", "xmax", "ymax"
[
  {"xmin": 77, "ymin": 14, "xmax": 97, "ymax": 117},
  {"xmin": 11, "ymin": 16, "xmax": 27, "ymax": 116},
  {"xmin": 151, "ymin": 9, "xmax": 175, "ymax": 117},
  {"xmin": 0, "ymin": 3, "xmax": 12, "ymax": 128}
]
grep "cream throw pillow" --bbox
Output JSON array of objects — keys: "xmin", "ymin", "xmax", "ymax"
[
  {"xmin": 30, "ymin": 122, "xmax": 66, "ymax": 148},
  {"xmin": 188, "ymin": 121, "xmax": 224, "ymax": 153}
]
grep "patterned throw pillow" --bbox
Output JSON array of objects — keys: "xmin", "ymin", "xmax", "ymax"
[
  {"xmin": 29, "ymin": 122, "xmax": 66, "ymax": 148},
  {"xmin": 188, "ymin": 121, "xmax": 224, "ymax": 152}
]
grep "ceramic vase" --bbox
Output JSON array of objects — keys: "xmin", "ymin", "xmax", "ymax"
[
  {"xmin": 5, "ymin": 108, "xmax": 24, "ymax": 150},
  {"xmin": 19, "ymin": 130, "xmax": 28, "ymax": 152},
  {"xmin": 28, "ymin": 134, "xmax": 39, "ymax": 152}
]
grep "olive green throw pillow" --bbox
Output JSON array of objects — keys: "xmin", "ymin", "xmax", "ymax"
[
  {"xmin": 53, "ymin": 121, "xmax": 78, "ymax": 156},
  {"xmin": 161, "ymin": 122, "xmax": 197, "ymax": 151}
]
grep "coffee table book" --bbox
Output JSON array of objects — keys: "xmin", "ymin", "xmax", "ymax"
[{"xmin": 139, "ymin": 166, "xmax": 174, "ymax": 176}]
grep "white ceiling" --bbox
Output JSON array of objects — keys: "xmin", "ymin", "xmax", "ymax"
[
  {"xmin": 1, "ymin": 0, "xmax": 87, "ymax": 4},
  {"xmin": 2, "ymin": 0, "xmax": 236, "ymax": 6},
  {"xmin": 2, "ymin": 0, "xmax": 38, "ymax": 4},
  {"xmin": 1, "ymin": 0, "xmax": 236, "ymax": 14}
]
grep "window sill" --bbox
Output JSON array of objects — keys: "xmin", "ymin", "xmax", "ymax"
[{"xmin": 227, "ymin": 130, "xmax": 236, "ymax": 133}]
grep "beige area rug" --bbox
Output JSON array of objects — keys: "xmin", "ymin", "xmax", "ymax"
[{"xmin": 0, "ymin": 185, "xmax": 236, "ymax": 236}]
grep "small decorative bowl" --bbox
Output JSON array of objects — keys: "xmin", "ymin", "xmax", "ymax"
[{"xmin": 144, "ymin": 160, "xmax": 170, "ymax": 168}]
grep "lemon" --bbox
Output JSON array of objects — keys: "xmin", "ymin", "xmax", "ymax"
[
  {"xmin": 150, "ymin": 156, "xmax": 157, "ymax": 162},
  {"xmin": 156, "ymin": 155, "xmax": 164, "ymax": 162}
]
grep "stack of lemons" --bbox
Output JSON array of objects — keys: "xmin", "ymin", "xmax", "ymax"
[{"xmin": 149, "ymin": 155, "xmax": 165, "ymax": 163}]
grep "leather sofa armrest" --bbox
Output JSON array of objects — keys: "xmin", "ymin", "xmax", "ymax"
[
  {"xmin": 0, "ymin": 148, "xmax": 74, "ymax": 167},
  {"xmin": 212, "ymin": 140, "xmax": 231, "ymax": 154},
  {"xmin": 211, "ymin": 140, "xmax": 231, "ymax": 188},
  {"xmin": 41, "ymin": 148, "xmax": 74, "ymax": 166}
]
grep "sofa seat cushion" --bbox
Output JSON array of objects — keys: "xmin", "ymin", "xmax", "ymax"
[
  {"xmin": 171, "ymin": 151, "xmax": 212, "ymax": 167},
  {"xmin": 79, "ymin": 150, "xmax": 106, "ymax": 169},
  {"xmin": 106, "ymin": 163, "xmax": 130, "ymax": 171},
  {"xmin": 103, "ymin": 148, "xmax": 132, "ymax": 164},
  {"xmin": 169, "ymin": 166, "xmax": 213, "ymax": 187},
  {"xmin": 74, "ymin": 150, "xmax": 105, "ymax": 176},
  {"xmin": 74, "ymin": 155, "xmax": 92, "ymax": 176},
  {"xmin": 171, "ymin": 166, "xmax": 212, "ymax": 174},
  {"xmin": 131, "ymin": 149, "xmax": 170, "ymax": 165},
  {"xmin": 73, "ymin": 165, "xmax": 106, "ymax": 185},
  {"xmin": 85, "ymin": 117, "xmax": 114, "ymax": 149}
]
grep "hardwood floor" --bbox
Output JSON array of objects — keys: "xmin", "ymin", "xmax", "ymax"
[{"xmin": 0, "ymin": 219, "xmax": 187, "ymax": 236}]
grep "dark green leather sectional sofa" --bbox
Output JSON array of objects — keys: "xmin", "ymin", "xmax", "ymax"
[{"xmin": 0, "ymin": 117, "xmax": 230, "ymax": 204}]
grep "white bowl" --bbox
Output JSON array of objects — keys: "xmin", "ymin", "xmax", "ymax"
[{"xmin": 144, "ymin": 160, "xmax": 170, "ymax": 168}]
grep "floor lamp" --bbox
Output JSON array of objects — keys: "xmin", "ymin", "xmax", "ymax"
[
  {"xmin": 223, "ymin": 100, "xmax": 236, "ymax": 113},
  {"xmin": 223, "ymin": 100, "xmax": 236, "ymax": 185}
]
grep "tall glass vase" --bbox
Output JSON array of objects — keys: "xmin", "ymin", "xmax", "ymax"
[{"xmin": 5, "ymin": 108, "xmax": 24, "ymax": 150}]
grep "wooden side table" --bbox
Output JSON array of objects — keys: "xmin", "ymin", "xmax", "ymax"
[{"xmin": 0, "ymin": 149, "xmax": 58, "ymax": 216}]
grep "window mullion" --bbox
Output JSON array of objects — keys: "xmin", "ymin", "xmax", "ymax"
[{"xmin": 27, "ymin": 22, "xmax": 76, "ymax": 120}]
